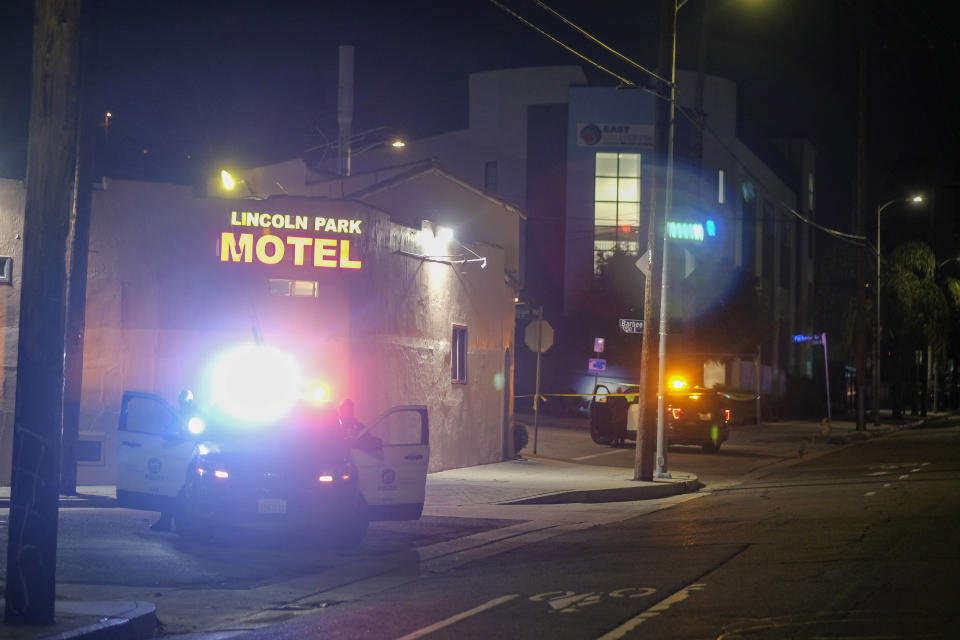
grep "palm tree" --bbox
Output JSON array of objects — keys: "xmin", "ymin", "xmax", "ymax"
[{"xmin": 882, "ymin": 242, "xmax": 952, "ymax": 416}]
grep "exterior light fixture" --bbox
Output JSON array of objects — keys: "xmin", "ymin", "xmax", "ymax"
[
  {"xmin": 911, "ymin": 195, "xmax": 924, "ymax": 203},
  {"xmin": 221, "ymin": 170, "xmax": 237, "ymax": 190},
  {"xmin": 391, "ymin": 139, "xmax": 406, "ymax": 148}
]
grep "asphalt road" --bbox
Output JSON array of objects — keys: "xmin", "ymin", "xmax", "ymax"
[
  {"xmin": 2, "ymin": 419, "xmax": 957, "ymax": 639},
  {"xmin": 212, "ymin": 422, "xmax": 960, "ymax": 639}
]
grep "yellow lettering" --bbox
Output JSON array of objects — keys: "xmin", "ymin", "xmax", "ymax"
[
  {"xmin": 286, "ymin": 236, "xmax": 312, "ymax": 266},
  {"xmin": 256, "ymin": 235, "xmax": 284, "ymax": 264},
  {"xmin": 314, "ymin": 238, "xmax": 338, "ymax": 268},
  {"xmin": 230, "ymin": 210, "xmax": 241, "ymax": 226},
  {"xmin": 314, "ymin": 217, "xmax": 326, "ymax": 231},
  {"xmin": 271, "ymin": 214, "xmax": 285, "ymax": 228},
  {"xmin": 295, "ymin": 215, "xmax": 308, "ymax": 230},
  {"xmin": 336, "ymin": 219, "xmax": 348, "ymax": 234},
  {"xmin": 220, "ymin": 232, "xmax": 253, "ymax": 262},
  {"xmin": 324, "ymin": 218, "xmax": 338, "ymax": 233},
  {"xmin": 339, "ymin": 239, "xmax": 362, "ymax": 269},
  {"xmin": 349, "ymin": 219, "xmax": 362, "ymax": 234}
]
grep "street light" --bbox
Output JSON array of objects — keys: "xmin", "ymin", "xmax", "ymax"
[{"xmin": 873, "ymin": 193, "xmax": 924, "ymax": 425}]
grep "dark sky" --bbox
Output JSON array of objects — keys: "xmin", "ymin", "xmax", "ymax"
[{"xmin": 1, "ymin": 0, "xmax": 958, "ymax": 229}]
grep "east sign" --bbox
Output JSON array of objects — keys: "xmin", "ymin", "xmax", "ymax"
[{"xmin": 218, "ymin": 207, "xmax": 364, "ymax": 270}]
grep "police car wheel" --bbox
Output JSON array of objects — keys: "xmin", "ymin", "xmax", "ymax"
[
  {"xmin": 332, "ymin": 497, "xmax": 369, "ymax": 547},
  {"xmin": 590, "ymin": 423, "xmax": 613, "ymax": 445},
  {"xmin": 701, "ymin": 441, "xmax": 721, "ymax": 454},
  {"xmin": 175, "ymin": 487, "xmax": 213, "ymax": 542}
]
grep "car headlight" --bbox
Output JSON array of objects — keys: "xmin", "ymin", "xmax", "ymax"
[
  {"xmin": 187, "ymin": 416, "xmax": 206, "ymax": 435},
  {"xmin": 208, "ymin": 343, "xmax": 304, "ymax": 423}
]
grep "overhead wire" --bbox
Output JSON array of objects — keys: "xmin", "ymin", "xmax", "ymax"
[
  {"xmin": 495, "ymin": 0, "xmax": 866, "ymax": 247},
  {"xmin": 486, "ymin": 0, "xmax": 635, "ymax": 87}
]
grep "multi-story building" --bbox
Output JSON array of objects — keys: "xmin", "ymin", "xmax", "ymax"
[{"xmin": 359, "ymin": 66, "xmax": 818, "ymax": 394}]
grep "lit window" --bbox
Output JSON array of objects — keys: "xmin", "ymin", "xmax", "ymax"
[
  {"xmin": 268, "ymin": 279, "xmax": 318, "ymax": 297},
  {"xmin": 452, "ymin": 325, "xmax": 467, "ymax": 384},
  {"xmin": 268, "ymin": 279, "xmax": 292, "ymax": 296},
  {"xmin": 292, "ymin": 280, "xmax": 317, "ymax": 297},
  {"xmin": 594, "ymin": 152, "xmax": 641, "ymax": 275}
]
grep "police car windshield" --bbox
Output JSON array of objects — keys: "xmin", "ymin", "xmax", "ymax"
[{"xmin": 202, "ymin": 403, "xmax": 351, "ymax": 455}]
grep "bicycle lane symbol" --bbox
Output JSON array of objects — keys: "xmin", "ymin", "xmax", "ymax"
[{"xmin": 530, "ymin": 587, "xmax": 657, "ymax": 613}]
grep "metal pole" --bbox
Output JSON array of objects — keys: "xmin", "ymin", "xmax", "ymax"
[
  {"xmin": 755, "ymin": 346, "xmax": 762, "ymax": 427},
  {"xmin": 655, "ymin": 0, "xmax": 679, "ymax": 479},
  {"xmin": 532, "ymin": 306, "xmax": 543, "ymax": 455},
  {"xmin": 873, "ymin": 203, "xmax": 881, "ymax": 425},
  {"xmin": 822, "ymin": 333, "xmax": 832, "ymax": 424}
]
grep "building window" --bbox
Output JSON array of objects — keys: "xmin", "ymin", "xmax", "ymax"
[
  {"xmin": 484, "ymin": 161, "xmax": 498, "ymax": 193},
  {"xmin": 807, "ymin": 172, "xmax": 814, "ymax": 211},
  {"xmin": 268, "ymin": 279, "xmax": 318, "ymax": 297},
  {"xmin": 594, "ymin": 152, "xmax": 641, "ymax": 275},
  {"xmin": 718, "ymin": 169, "xmax": 726, "ymax": 204},
  {"xmin": 0, "ymin": 257, "xmax": 11, "ymax": 284},
  {"xmin": 452, "ymin": 325, "xmax": 467, "ymax": 384}
]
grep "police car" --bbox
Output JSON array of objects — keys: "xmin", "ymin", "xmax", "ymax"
[{"xmin": 115, "ymin": 343, "xmax": 429, "ymax": 542}]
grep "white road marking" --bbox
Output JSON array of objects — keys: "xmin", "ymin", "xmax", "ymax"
[
  {"xmin": 572, "ymin": 449, "xmax": 631, "ymax": 461},
  {"xmin": 864, "ymin": 491, "xmax": 876, "ymax": 497},
  {"xmin": 898, "ymin": 474, "xmax": 910, "ymax": 480},
  {"xmin": 910, "ymin": 468, "xmax": 921, "ymax": 473},
  {"xmin": 883, "ymin": 483, "xmax": 892, "ymax": 488},
  {"xmin": 865, "ymin": 471, "xmax": 889, "ymax": 476},
  {"xmin": 922, "ymin": 462, "xmax": 930, "ymax": 466},
  {"xmin": 393, "ymin": 595, "xmax": 519, "ymax": 640},
  {"xmin": 596, "ymin": 583, "xmax": 705, "ymax": 639}
]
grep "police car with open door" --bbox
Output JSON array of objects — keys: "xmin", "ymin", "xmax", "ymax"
[{"xmin": 115, "ymin": 343, "xmax": 430, "ymax": 542}]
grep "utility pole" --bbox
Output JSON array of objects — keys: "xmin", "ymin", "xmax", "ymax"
[
  {"xmin": 854, "ymin": 31, "xmax": 867, "ymax": 431},
  {"xmin": 635, "ymin": 0, "xmax": 674, "ymax": 482},
  {"xmin": 62, "ymin": 0, "xmax": 96, "ymax": 496},
  {"xmin": 5, "ymin": 0, "xmax": 83, "ymax": 624}
]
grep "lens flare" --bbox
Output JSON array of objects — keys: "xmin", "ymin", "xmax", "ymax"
[{"xmin": 209, "ymin": 343, "xmax": 303, "ymax": 423}]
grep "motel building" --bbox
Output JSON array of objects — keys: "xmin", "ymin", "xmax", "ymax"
[{"xmin": 0, "ymin": 158, "xmax": 523, "ymax": 484}]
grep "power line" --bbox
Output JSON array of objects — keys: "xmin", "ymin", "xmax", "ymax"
[
  {"xmin": 486, "ymin": 0, "xmax": 635, "ymax": 87},
  {"xmin": 533, "ymin": 0, "xmax": 671, "ymax": 86}
]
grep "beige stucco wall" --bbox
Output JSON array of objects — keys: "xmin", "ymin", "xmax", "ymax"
[
  {"xmin": 0, "ymin": 179, "xmax": 25, "ymax": 484},
  {"xmin": 73, "ymin": 180, "xmax": 515, "ymax": 484}
]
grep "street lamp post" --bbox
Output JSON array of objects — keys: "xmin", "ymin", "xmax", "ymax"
[
  {"xmin": 654, "ymin": 0, "xmax": 682, "ymax": 479},
  {"xmin": 873, "ymin": 194, "xmax": 923, "ymax": 425}
]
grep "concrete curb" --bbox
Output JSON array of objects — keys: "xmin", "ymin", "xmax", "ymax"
[
  {"xmin": 45, "ymin": 601, "xmax": 157, "ymax": 640},
  {"xmin": 501, "ymin": 473, "xmax": 700, "ymax": 505}
]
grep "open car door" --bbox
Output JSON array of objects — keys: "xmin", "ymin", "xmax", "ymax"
[
  {"xmin": 350, "ymin": 405, "xmax": 429, "ymax": 521},
  {"xmin": 115, "ymin": 391, "xmax": 195, "ymax": 512}
]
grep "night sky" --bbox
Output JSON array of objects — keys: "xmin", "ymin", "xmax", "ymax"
[{"xmin": 1, "ymin": 0, "xmax": 958, "ymax": 230}]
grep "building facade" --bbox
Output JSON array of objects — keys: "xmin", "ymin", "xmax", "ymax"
[
  {"xmin": 0, "ymin": 161, "xmax": 521, "ymax": 484},
  {"xmin": 359, "ymin": 66, "xmax": 819, "ymax": 394}
]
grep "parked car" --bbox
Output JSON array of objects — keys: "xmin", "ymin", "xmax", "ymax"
[{"xmin": 589, "ymin": 381, "xmax": 733, "ymax": 453}]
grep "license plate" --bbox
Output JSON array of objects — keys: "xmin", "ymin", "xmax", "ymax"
[{"xmin": 258, "ymin": 498, "xmax": 287, "ymax": 514}]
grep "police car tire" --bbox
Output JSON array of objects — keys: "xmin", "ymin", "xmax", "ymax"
[
  {"xmin": 175, "ymin": 487, "xmax": 212, "ymax": 542},
  {"xmin": 701, "ymin": 441, "xmax": 721, "ymax": 454},
  {"xmin": 333, "ymin": 497, "xmax": 369, "ymax": 546},
  {"xmin": 590, "ymin": 423, "xmax": 613, "ymax": 446}
]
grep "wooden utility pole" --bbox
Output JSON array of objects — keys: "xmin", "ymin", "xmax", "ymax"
[
  {"xmin": 636, "ymin": 0, "xmax": 674, "ymax": 481},
  {"xmin": 5, "ymin": 0, "xmax": 83, "ymax": 624},
  {"xmin": 61, "ymin": 0, "xmax": 96, "ymax": 496}
]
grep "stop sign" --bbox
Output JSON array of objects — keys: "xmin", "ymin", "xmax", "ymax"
[{"xmin": 524, "ymin": 319, "xmax": 554, "ymax": 353}]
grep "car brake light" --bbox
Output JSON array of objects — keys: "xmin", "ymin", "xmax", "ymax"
[
  {"xmin": 724, "ymin": 409, "xmax": 731, "ymax": 422},
  {"xmin": 670, "ymin": 408, "xmax": 682, "ymax": 420}
]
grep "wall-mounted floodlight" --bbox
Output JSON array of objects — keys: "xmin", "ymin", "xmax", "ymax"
[
  {"xmin": 911, "ymin": 195, "xmax": 924, "ymax": 204},
  {"xmin": 391, "ymin": 139, "xmax": 406, "ymax": 148},
  {"xmin": 221, "ymin": 170, "xmax": 237, "ymax": 190}
]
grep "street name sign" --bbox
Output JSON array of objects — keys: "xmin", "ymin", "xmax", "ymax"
[{"xmin": 619, "ymin": 318, "xmax": 644, "ymax": 334}]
